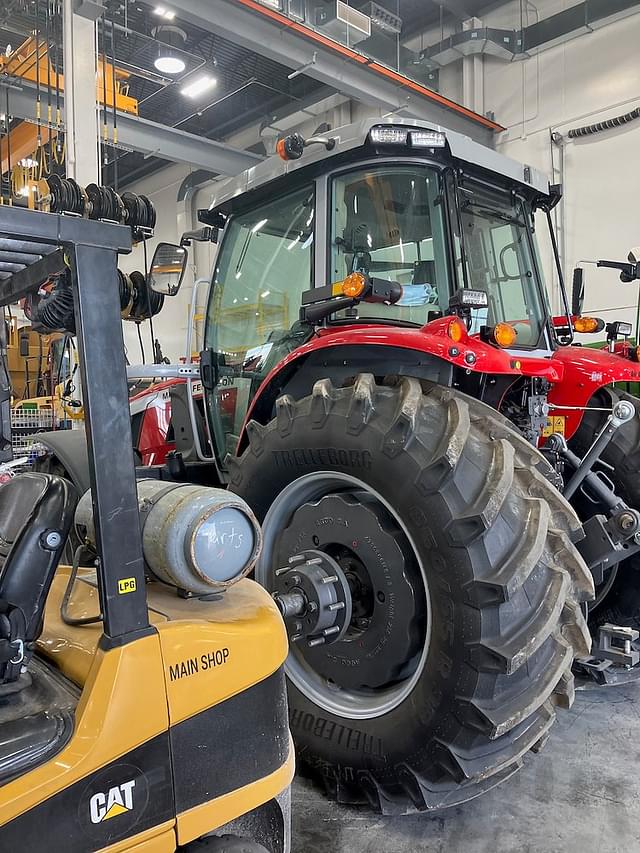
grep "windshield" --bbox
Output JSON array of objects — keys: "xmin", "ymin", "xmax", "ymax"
[
  {"xmin": 454, "ymin": 178, "xmax": 548, "ymax": 348},
  {"xmin": 330, "ymin": 165, "xmax": 450, "ymax": 323},
  {"xmin": 330, "ymin": 165, "xmax": 549, "ymax": 347}
]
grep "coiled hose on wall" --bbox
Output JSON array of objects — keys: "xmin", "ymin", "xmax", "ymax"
[{"xmin": 568, "ymin": 106, "xmax": 640, "ymax": 138}]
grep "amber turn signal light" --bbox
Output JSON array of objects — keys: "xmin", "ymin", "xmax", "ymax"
[
  {"xmin": 342, "ymin": 272, "xmax": 367, "ymax": 299},
  {"xmin": 630, "ymin": 346, "xmax": 640, "ymax": 363},
  {"xmin": 573, "ymin": 316, "xmax": 605, "ymax": 333},
  {"xmin": 447, "ymin": 317, "xmax": 466, "ymax": 343},
  {"xmin": 490, "ymin": 322, "xmax": 517, "ymax": 348}
]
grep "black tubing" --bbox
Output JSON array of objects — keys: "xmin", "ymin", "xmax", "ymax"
[{"xmin": 568, "ymin": 106, "xmax": 640, "ymax": 139}]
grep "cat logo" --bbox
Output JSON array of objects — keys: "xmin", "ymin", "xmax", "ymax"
[{"xmin": 89, "ymin": 779, "xmax": 136, "ymax": 824}]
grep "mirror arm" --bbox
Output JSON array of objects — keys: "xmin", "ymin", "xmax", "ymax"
[
  {"xmin": 545, "ymin": 209, "xmax": 573, "ymax": 344},
  {"xmin": 180, "ymin": 226, "xmax": 216, "ymax": 247}
]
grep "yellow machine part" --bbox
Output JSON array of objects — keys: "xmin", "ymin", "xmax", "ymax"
[
  {"xmin": 0, "ymin": 571, "xmax": 293, "ymax": 850},
  {"xmin": 0, "ymin": 36, "xmax": 138, "ymax": 115}
]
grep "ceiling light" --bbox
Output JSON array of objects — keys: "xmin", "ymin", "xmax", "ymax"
[
  {"xmin": 181, "ymin": 75, "xmax": 217, "ymax": 98},
  {"xmin": 154, "ymin": 54, "xmax": 185, "ymax": 74},
  {"xmin": 153, "ymin": 25, "xmax": 187, "ymax": 75}
]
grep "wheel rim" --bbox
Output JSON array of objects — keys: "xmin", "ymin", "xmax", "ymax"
[{"xmin": 257, "ymin": 472, "xmax": 431, "ymax": 720}]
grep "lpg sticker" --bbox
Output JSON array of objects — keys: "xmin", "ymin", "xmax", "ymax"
[{"xmin": 118, "ymin": 577, "xmax": 137, "ymax": 594}]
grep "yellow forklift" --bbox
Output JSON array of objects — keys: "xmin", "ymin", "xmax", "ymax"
[{"xmin": 0, "ymin": 206, "xmax": 292, "ymax": 852}]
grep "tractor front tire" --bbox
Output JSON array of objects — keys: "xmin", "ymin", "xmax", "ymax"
[{"xmin": 229, "ymin": 375, "xmax": 593, "ymax": 814}]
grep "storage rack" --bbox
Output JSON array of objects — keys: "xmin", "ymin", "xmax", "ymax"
[{"xmin": 0, "ymin": 205, "xmax": 149, "ymax": 644}]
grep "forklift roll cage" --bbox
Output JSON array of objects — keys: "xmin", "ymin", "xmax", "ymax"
[{"xmin": 0, "ymin": 206, "xmax": 148, "ymax": 644}]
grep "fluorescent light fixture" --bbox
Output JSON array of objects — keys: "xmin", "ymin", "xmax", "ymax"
[
  {"xmin": 181, "ymin": 75, "xmax": 217, "ymax": 98},
  {"xmin": 154, "ymin": 54, "xmax": 185, "ymax": 74}
]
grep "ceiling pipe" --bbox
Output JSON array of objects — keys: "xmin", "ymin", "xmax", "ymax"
[{"xmin": 420, "ymin": 0, "xmax": 640, "ymax": 66}]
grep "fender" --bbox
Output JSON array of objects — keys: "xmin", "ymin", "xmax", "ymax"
[
  {"xmin": 237, "ymin": 317, "xmax": 564, "ymax": 453},
  {"xmin": 549, "ymin": 345, "xmax": 640, "ymax": 438},
  {"xmin": 35, "ymin": 429, "xmax": 91, "ymax": 494}
]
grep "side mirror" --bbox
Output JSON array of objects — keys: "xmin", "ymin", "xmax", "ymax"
[
  {"xmin": 148, "ymin": 242, "xmax": 188, "ymax": 296},
  {"xmin": 571, "ymin": 267, "xmax": 585, "ymax": 316},
  {"xmin": 621, "ymin": 248, "xmax": 640, "ymax": 282}
]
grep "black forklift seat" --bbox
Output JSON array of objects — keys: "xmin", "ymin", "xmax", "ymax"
[{"xmin": 0, "ymin": 473, "xmax": 78, "ymax": 786}]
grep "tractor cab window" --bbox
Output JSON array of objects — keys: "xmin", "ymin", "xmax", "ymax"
[
  {"xmin": 330, "ymin": 165, "xmax": 449, "ymax": 324},
  {"xmin": 204, "ymin": 185, "xmax": 314, "ymax": 461},
  {"xmin": 456, "ymin": 183, "xmax": 547, "ymax": 348}
]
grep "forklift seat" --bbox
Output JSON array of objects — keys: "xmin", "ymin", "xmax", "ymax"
[
  {"xmin": 0, "ymin": 473, "xmax": 76, "ymax": 684},
  {"xmin": 0, "ymin": 473, "xmax": 78, "ymax": 787}
]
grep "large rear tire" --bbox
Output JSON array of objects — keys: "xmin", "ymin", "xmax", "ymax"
[
  {"xmin": 571, "ymin": 386, "xmax": 640, "ymax": 629},
  {"xmin": 229, "ymin": 375, "xmax": 593, "ymax": 813}
]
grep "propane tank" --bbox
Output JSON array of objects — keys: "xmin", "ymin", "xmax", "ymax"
[{"xmin": 75, "ymin": 480, "xmax": 262, "ymax": 594}]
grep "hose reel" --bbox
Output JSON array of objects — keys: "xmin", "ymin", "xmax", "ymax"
[{"xmin": 38, "ymin": 178, "xmax": 155, "ymax": 242}]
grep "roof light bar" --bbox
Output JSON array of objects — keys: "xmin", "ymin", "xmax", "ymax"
[
  {"xmin": 369, "ymin": 125, "xmax": 446, "ymax": 149},
  {"xmin": 410, "ymin": 130, "xmax": 446, "ymax": 148},
  {"xmin": 369, "ymin": 126, "xmax": 409, "ymax": 145}
]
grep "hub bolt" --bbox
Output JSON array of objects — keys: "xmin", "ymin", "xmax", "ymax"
[{"xmin": 619, "ymin": 512, "xmax": 637, "ymax": 532}]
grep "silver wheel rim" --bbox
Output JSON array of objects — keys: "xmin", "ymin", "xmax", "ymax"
[{"xmin": 257, "ymin": 472, "xmax": 431, "ymax": 720}]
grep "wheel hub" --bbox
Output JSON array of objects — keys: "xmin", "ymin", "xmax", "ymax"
[
  {"xmin": 273, "ymin": 550, "xmax": 352, "ymax": 647},
  {"xmin": 274, "ymin": 491, "xmax": 424, "ymax": 690}
]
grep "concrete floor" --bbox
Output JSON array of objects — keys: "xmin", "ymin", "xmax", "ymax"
[{"xmin": 291, "ymin": 681, "xmax": 640, "ymax": 853}]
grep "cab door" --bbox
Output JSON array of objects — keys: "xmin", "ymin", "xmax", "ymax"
[{"xmin": 202, "ymin": 184, "xmax": 315, "ymax": 467}]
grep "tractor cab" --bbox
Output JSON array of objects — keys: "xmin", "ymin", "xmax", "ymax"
[{"xmin": 196, "ymin": 118, "xmax": 559, "ymax": 468}]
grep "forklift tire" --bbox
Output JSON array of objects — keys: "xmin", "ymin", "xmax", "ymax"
[
  {"xmin": 185, "ymin": 836, "xmax": 269, "ymax": 852},
  {"xmin": 570, "ymin": 386, "xmax": 640, "ymax": 629},
  {"xmin": 229, "ymin": 375, "xmax": 593, "ymax": 814}
]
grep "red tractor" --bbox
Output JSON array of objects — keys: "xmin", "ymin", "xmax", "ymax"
[{"xmin": 40, "ymin": 118, "xmax": 640, "ymax": 814}]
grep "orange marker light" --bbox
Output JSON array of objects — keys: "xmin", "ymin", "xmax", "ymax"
[
  {"xmin": 573, "ymin": 316, "xmax": 604, "ymax": 333},
  {"xmin": 631, "ymin": 346, "xmax": 640, "ymax": 363},
  {"xmin": 447, "ymin": 318, "xmax": 466, "ymax": 343},
  {"xmin": 342, "ymin": 272, "xmax": 367, "ymax": 298},
  {"xmin": 276, "ymin": 138, "xmax": 289, "ymax": 161},
  {"xmin": 492, "ymin": 323, "xmax": 517, "ymax": 348}
]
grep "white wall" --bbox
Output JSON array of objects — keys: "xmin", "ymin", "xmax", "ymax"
[
  {"xmin": 118, "ymin": 163, "xmax": 193, "ymax": 364},
  {"xmin": 441, "ymin": 3, "xmax": 640, "ymax": 322}
]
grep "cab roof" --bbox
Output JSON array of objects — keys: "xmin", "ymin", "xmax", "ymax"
[{"xmin": 205, "ymin": 116, "xmax": 551, "ymax": 217}]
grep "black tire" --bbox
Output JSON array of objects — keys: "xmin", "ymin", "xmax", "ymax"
[
  {"xmin": 184, "ymin": 835, "xmax": 269, "ymax": 852},
  {"xmin": 229, "ymin": 375, "xmax": 593, "ymax": 813},
  {"xmin": 570, "ymin": 386, "xmax": 640, "ymax": 629}
]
